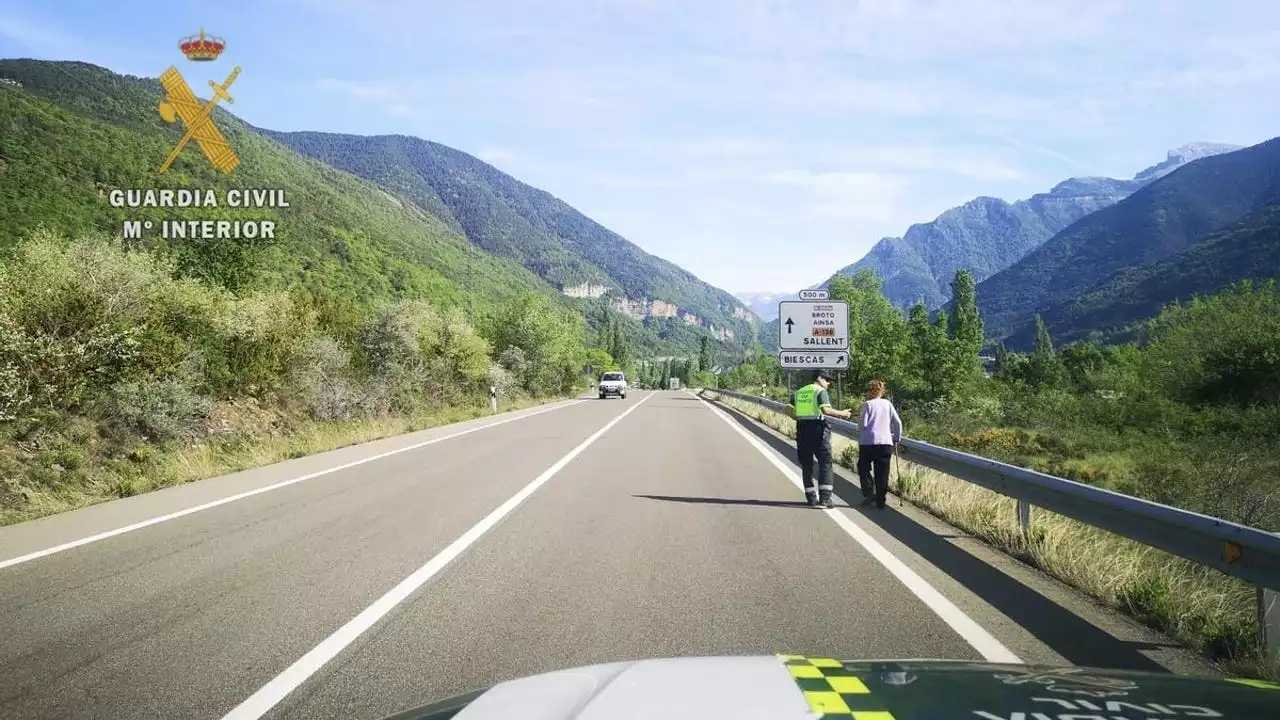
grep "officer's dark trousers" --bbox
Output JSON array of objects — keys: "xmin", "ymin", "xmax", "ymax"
[
  {"xmin": 796, "ymin": 420, "xmax": 833, "ymax": 498},
  {"xmin": 858, "ymin": 444, "xmax": 894, "ymax": 505}
]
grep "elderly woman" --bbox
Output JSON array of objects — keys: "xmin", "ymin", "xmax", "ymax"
[{"xmin": 858, "ymin": 380, "xmax": 902, "ymax": 509}]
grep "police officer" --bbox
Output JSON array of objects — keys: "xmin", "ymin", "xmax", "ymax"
[{"xmin": 788, "ymin": 369, "xmax": 853, "ymax": 508}]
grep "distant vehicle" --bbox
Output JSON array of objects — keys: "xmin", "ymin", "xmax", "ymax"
[
  {"xmin": 377, "ymin": 656, "xmax": 1280, "ymax": 719},
  {"xmin": 598, "ymin": 371, "xmax": 627, "ymax": 399},
  {"xmin": 668, "ymin": 377, "xmax": 681, "ymax": 390}
]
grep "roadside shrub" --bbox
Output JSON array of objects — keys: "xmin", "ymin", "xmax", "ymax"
[
  {"xmin": 103, "ymin": 376, "xmax": 213, "ymax": 442},
  {"xmin": 289, "ymin": 335, "xmax": 391, "ymax": 421},
  {"xmin": 487, "ymin": 362, "xmax": 518, "ymax": 399},
  {"xmin": 206, "ymin": 291, "xmax": 315, "ymax": 397},
  {"xmin": 1124, "ymin": 441, "xmax": 1280, "ymax": 532},
  {"xmin": 0, "ymin": 234, "xmax": 154, "ymax": 414},
  {"xmin": 0, "ymin": 306, "xmax": 141, "ymax": 416},
  {"xmin": 360, "ymin": 301, "xmax": 492, "ymax": 411}
]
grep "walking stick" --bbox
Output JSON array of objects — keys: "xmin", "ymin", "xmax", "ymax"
[{"xmin": 894, "ymin": 443, "xmax": 903, "ymax": 509}]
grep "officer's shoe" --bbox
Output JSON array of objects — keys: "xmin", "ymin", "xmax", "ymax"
[
  {"xmin": 860, "ymin": 496, "xmax": 875, "ymax": 507},
  {"xmin": 820, "ymin": 494, "xmax": 834, "ymax": 509},
  {"xmin": 806, "ymin": 494, "xmax": 819, "ymax": 507}
]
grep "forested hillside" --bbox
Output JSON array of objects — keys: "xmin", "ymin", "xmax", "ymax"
[
  {"xmin": 0, "ymin": 59, "xmax": 550, "ymax": 316},
  {"xmin": 822, "ymin": 143, "xmax": 1240, "ymax": 311},
  {"xmin": 260, "ymin": 130, "xmax": 758, "ymax": 348},
  {"xmin": 977, "ymin": 137, "xmax": 1280, "ymax": 347},
  {"xmin": 1012, "ymin": 202, "xmax": 1280, "ymax": 347},
  {"xmin": 0, "ymin": 59, "xmax": 742, "ymax": 360}
]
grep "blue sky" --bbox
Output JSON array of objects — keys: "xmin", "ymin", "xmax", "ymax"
[{"xmin": 2, "ymin": 1, "xmax": 1278, "ymax": 294}]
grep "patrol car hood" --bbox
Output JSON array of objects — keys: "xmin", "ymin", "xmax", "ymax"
[{"xmin": 380, "ymin": 655, "xmax": 1279, "ymax": 719}]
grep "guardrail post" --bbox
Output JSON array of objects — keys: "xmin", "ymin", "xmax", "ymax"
[
  {"xmin": 1017, "ymin": 500, "xmax": 1032, "ymax": 538},
  {"xmin": 1262, "ymin": 587, "xmax": 1279, "ymax": 664},
  {"xmin": 1263, "ymin": 536, "xmax": 1280, "ymax": 665}
]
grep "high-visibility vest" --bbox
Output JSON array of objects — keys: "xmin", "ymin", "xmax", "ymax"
[{"xmin": 793, "ymin": 383, "xmax": 824, "ymax": 420}]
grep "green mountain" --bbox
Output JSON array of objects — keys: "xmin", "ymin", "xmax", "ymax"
[
  {"xmin": 0, "ymin": 59, "xmax": 750, "ymax": 358},
  {"xmin": 1007, "ymin": 202, "xmax": 1280, "ymax": 347},
  {"xmin": 0, "ymin": 59, "xmax": 548, "ymax": 315},
  {"xmin": 259, "ymin": 130, "xmax": 757, "ymax": 347},
  {"xmin": 824, "ymin": 144, "xmax": 1241, "ymax": 311},
  {"xmin": 976, "ymin": 137, "xmax": 1280, "ymax": 349}
]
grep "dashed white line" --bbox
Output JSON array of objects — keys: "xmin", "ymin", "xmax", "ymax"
[
  {"xmin": 0, "ymin": 399, "xmax": 588, "ymax": 571},
  {"xmin": 220, "ymin": 392, "xmax": 654, "ymax": 720},
  {"xmin": 698, "ymin": 395, "xmax": 1024, "ymax": 665}
]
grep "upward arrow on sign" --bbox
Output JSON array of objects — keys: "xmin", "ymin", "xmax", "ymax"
[
  {"xmin": 837, "ymin": 355, "xmax": 845, "ymax": 365},
  {"xmin": 784, "ymin": 318, "xmax": 794, "ymax": 334}
]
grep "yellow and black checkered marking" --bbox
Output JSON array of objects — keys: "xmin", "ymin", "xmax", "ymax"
[{"xmin": 778, "ymin": 655, "xmax": 896, "ymax": 720}]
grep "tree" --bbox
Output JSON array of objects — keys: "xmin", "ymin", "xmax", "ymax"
[
  {"xmin": 828, "ymin": 271, "xmax": 910, "ymax": 390},
  {"xmin": 907, "ymin": 302, "xmax": 941, "ymax": 396},
  {"xmin": 1141, "ymin": 280, "xmax": 1280, "ymax": 406},
  {"xmin": 1028, "ymin": 314, "xmax": 1067, "ymax": 389},
  {"xmin": 698, "ymin": 336, "xmax": 712, "ymax": 372},
  {"xmin": 487, "ymin": 293, "xmax": 585, "ymax": 395},
  {"xmin": 946, "ymin": 269, "xmax": 984, "ymax": 385},
  {"xmin": 1060, "ymin": 341, "xmax": 1105, "ymax": 390},
  {"xmin": 584, "ymin": 347, "xmax": 614, "ymax": 375}
]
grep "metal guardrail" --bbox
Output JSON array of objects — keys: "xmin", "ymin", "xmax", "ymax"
[{"xmin": 703, "ymin": 388, "xmax": 1280, "ymax": 661}]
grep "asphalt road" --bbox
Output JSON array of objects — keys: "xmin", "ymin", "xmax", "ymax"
[{"xmin": 0, "ymin": 390, "xmax": 1214, "ymax": 720}]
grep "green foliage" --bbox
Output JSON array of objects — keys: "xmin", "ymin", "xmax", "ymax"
[
  {"xmin": 486, "ymin": 293, "xmax": 585, "ymax": 396},
  {"xmin": 103, "ymin": 376, "xmax": 212, "ymax": 442},
  {"xmin": 359, "ymin": 300, "xmax": 493, "ymax": 411},
  {"xmin": 948, "ymin": 269, "xmax": 983, "ymax": 351},
  {"xmin": 1024, "ymin": 314, "xmax": 1068, "ymax": 389},
  {"xmin": 0, "ymin": 59, "xmax": 585, "ymax": 332},
  {"xmin": 0, "ymin": 230, "xmax": 587, "ymax": 520},
  {"xmin": 1140, "ymin": 280, "xmax": 1280, "ymax": 407},
  {"xmin": 828, "ymin": 271, "xmax": 911, "ymax": 391}
]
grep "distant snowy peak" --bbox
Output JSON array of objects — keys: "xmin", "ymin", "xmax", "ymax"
[
  {"xmin": 1133, "ymin": 142, "xmax": 1243, "ymax": 183},
  {"xmin": 734, "ymin": 291, "xmax": 797, "ymax": 321}
]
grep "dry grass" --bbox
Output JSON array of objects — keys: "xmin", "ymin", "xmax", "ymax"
[
  {"xmin": 700, "ymin": 390, "xmax": 1278, "ymax": 682},
  {"xmin": 1, "ymin": 394, "xmax": 569, "ymax": 526}
]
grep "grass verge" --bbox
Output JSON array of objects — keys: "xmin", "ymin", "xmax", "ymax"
[
  {"xmin": 698, "ymin": 389, "xmax": 1278, "ymax": 683},
  {"xmin": 1, "ymin": 392, "xmax": 576, "ymax": 527}
]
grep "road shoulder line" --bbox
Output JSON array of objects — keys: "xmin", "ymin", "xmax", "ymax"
[
  {"xmin": 695, "ymin": 393, "xmax": 1023, "ymax": 664},
  {"xmin": 0, "ymin": 398, "xmax": 588, "ymax": 571}
]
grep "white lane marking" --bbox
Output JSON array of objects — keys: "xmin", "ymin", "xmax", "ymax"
[
  {"xmin": 0, "ymin": 399, "xmax": 590, "ymax": 571},
  {"xmin": 220, "ymin": 391, "xmax": 653, "ymax": 720},
  {"xmin": 698, "ymin": 395, "xmax": 1024, "ymax": 664}
]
